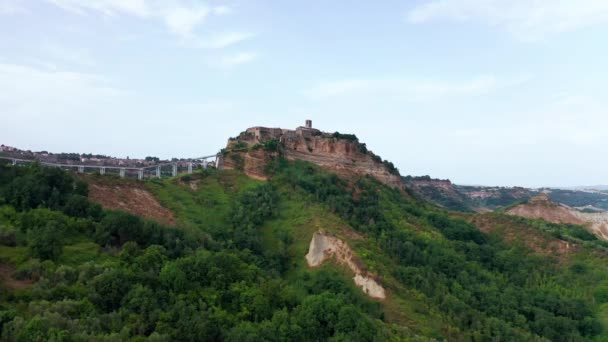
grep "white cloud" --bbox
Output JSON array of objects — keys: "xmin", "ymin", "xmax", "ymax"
[
  {"xmin": 199, "ymin": 32, "xmax": 255, "ymax": 49},
  {"xmin": 406, "ymin": 0, "xmax": 608, "ymax": 40},
  {"xmin": 47, "ymin": 0, "xmax": 233, "ymax": 39},
  {"xmin": 0, "ymin": 62, "xmax": 121, "ymax": 118},
  {"xmin": 217, "ymin": 52, "xmax": 258, "ymax": 68},
  {"xmin": 305, "ymin": 74, "xmax": 526, "ymax": 100},
  {"xmin": 48, "ymin": 0, "xmax": 149, "ymax": 16}
]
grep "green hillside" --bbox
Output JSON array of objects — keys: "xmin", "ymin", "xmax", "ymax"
[{"xmin": 2, "ymin": 161, "xmax": 608, "ymax": 341}]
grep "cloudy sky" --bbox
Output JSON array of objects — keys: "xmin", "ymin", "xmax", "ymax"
[{"xmin": 1, "ymin": 0, "xmax": 607, "ymax": 187}]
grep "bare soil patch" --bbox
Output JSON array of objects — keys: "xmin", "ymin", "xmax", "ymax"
[{"xmin": 88, "ymin": 183, "xmax": 176, "ymax": 226}]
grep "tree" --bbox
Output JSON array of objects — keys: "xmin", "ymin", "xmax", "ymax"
[
  {"xmin": 27, "ymin": 221, "xmax": 64, "ymax": 261},
  {"xmin": 90, "ymin": 269, "xmax": 132, "ymax": 312}
]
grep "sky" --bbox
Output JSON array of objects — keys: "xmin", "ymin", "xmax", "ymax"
[{"xmin": 1, "ymin": 0, "xmax": 608, "ymax": 187}]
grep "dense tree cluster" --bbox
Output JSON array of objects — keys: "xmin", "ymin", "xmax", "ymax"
[
  {"xmin": 273, "ymin": 159, "xmax": 603, "ymax": 340},
  {"xmin": 0, "ymin": 163, "xmax": 387, "ymax": 341},
  {"xmin": 0, "ymin": 160, "xmax": 606, "ymax": 340}
]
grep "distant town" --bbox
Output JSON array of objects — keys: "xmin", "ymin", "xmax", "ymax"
[{"xmin": 0, "ymin": 144, "xmax": 214, "ymax": 168}]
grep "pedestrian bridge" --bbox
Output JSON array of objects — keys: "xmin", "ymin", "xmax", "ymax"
[{"xmin": 0, "ymin": 154, "xmax": 219, "ymax": 180}]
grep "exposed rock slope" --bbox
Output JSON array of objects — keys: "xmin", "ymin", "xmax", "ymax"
[
  {"xmin": 305, "ymin": 230, "xmax": 386, "ymax": 300},
  {"xmin": 403, "ymin": 176, "xmax": 473, "ymax": 211},
  {"xmin": 507, "ymin": 194, "xmax": 608, "ymax": 240},
  {"xmin": 88, "ymin": 182, "xmax": 176, "ymax": 226},
  {"xmin": 220, "ymin": 123, "xmax": 403, "ymax": 189},
  {"xmin": 507, "ymin": 194, "xmax": 584, "ymax": 224}
]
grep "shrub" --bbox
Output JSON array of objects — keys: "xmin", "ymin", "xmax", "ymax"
[
  {"xmin": 358, "ymin": 143, "xmax": 368, "ymax": 153},
  {"xmin": 233, "ymin": 141, "xmax": 248, "ymax": 150},
  {"xmin": 263, "ymin": 138, "xmax": 280, "ymax": 152},
  {"xmin": 230, "ymin": 154, "xmax": 245, "ymax": 171},
  {"xmin": 0, "ymin": 225, "xmax": 17, "ymax": 246},
  {"xmin": 331, "ymin": 132, "xmax": 358, "ymax": 141},
  {"xmin": 27, "ymin": 220, "xmax": 64, "ymax": 260}
]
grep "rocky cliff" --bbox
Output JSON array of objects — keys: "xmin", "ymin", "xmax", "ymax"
[
  {"xmin": 220, "ymin": 123, "xmax": 403, "ymax": 189},
  {"xmin": 403, "ymin": 176, "xmax": 473, "ymax": 211},
  {"xmin": 305, "ymin": 230, "xmax": 386, "ymax": 300}
]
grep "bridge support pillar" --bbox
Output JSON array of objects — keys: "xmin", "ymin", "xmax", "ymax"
[
  {"xmin": 100, "ymin": 167, "xmax": 106, "ymax": 175},
  {"xmin": 120, "ymin": 168, "xmax": 126, "ymax": 178},
  {"xmin": 138, "ymin": 169, "xmax": 143, "ymax": 180},
  {"xmin": 156, "ymin": 166, "xmax": 161, "ymax": 178},
  {"xmin": 11, "ymin": 159, "xmax": 16, "ymax": 166},
  {"xmin": 172, "ymin": 163, "xmax": 177, "ymax": 177},
  {"xmin": 187, "ymin": 163, "xmax": 193, "ymax": 174},
  {"xmin": 203, "ymin": 160, "xmax": 208, "ymax": 169},
  {"xmin": 78, "ymin": 166, "xmax": 84, "ymax": 173}
]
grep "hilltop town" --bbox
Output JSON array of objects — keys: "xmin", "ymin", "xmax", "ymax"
[{"xmin": 221, "ymin": 120, "xmax": 402, "ymax": 188}]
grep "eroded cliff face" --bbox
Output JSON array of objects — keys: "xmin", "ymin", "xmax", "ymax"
[
  {"xmin": 221, "ymin": 148, "xmax": 275, "ymax": 180},
  {"xmin": 220, "ymin": 125, "xmax": 403, "ymax": 189},
  {"xmin": 507, "ymin": 194, "xmax": 608, "ymax": 241},
  {"xmin": 506, "ymin": 194, "xmax": 583, "ymax": 225},
  {"xmin": 305, "ymin": 230, "xmax": 386, "ymax": 300},
  {"xmin": 284, "ymin": 138, "xmax": 402, "ymax": 188}
]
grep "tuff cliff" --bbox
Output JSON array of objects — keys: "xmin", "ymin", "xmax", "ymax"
[
  {"xmin": 219, "ymin": 121, "xmax": 403, "ymax": 189},
  {"xmin": 403, "ymin": 175, "xmax": 473, "ymax": 211},
  {"xmin": 305, "ymin": 230, "xmax": 386, "ymax": 300}
]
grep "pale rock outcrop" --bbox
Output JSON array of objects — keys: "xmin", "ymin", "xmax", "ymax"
[
  {"xmin": 354, "ymin": 274, "xmax": 386, "ymax": 299},
  {"xmin": 305, "ymin": 231, "xmax": 386, "ymax": 300}
]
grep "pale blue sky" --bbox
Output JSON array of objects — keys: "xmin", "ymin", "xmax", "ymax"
[{"xmin": 1, "ymin": 0, "xmax": 607, "ymax": 187}]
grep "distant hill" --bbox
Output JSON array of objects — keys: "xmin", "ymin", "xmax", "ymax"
[
  {"xmin": 402, "ymin": 176, "xmax": 474, "ymax": 211},
  {"xmin": 403, "ymin": 175, "xmax": 538, "ymax": 212},
  {"xmin": 403, "ymin": 175, "xmax": 608, "ymax": 213},
  {"xmin": 556, "ymin": 185, "xmax": 608, "ymax": 191},
  {"xmin": 506, "ymin": 194, "xmax": 608, "ymax": 240}
]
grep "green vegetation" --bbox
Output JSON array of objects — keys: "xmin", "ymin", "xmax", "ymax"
[
  {"xmin": 1, "ymin": 160, "xmax": 608, "ymax": 340},
  {"xmin": 263, "ymin": 138, "xmax": 280, "ymax": 152},
  {"xmin": 229, "ymin": 154, "xmax": 245, "ymax": 171},
  {"xmin": 382, "ymin": 160, "xmax": 399, "ymax": 176},
  {"xmin": 491, "ymin": 214, "xmax": 608, "ymax": 249},
  {"xmin": 331, "ymin": 132, "xmax": 358, "ymax": 141},
  {"xmin": 232, "ymin": 141, "xmax": 248, "ymax": 150}
]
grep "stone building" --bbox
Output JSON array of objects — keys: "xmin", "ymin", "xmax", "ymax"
[{"xmin": 242, "ymin": 120, "xmax": 321, "ymax": 144}]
